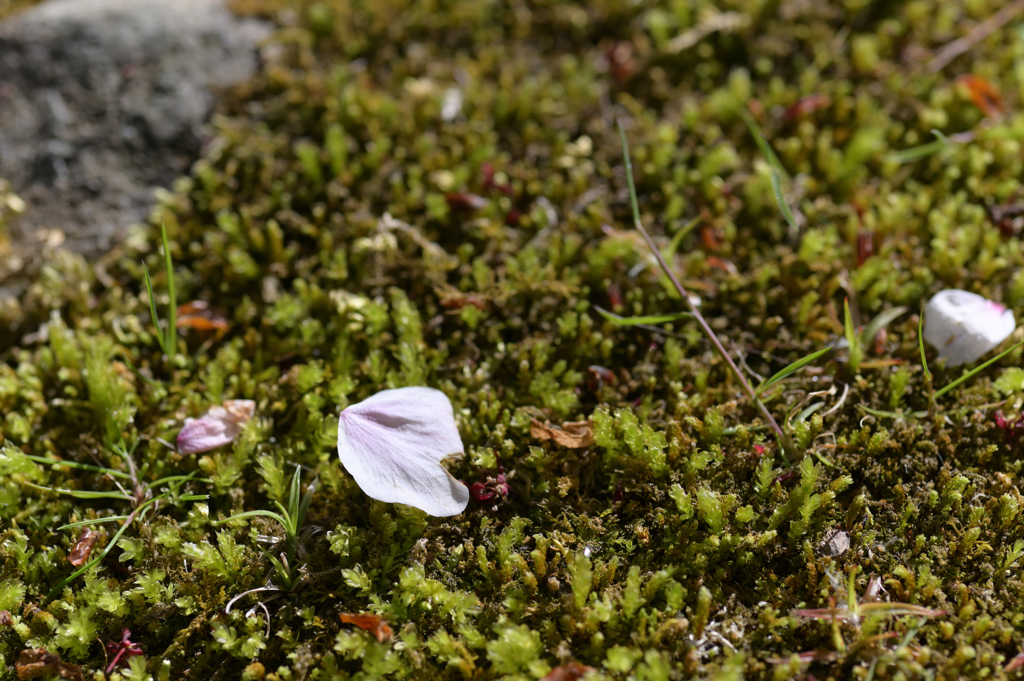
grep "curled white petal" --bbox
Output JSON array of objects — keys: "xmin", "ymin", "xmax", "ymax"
[
  {"xmin": 923, "ymin": 289, "xmax": 1015, "ymax": 367},
  {"xmin": 337, "ymin": 387, "xmax": 468, "ymax": 517},
  {"xmin": 177, "ymin": 400, "xmax": 255, "ymax": 454}
]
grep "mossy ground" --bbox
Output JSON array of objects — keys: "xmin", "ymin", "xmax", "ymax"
[{"xmin": 4, "ymin": 0, "xmax": 1024, "ymax": 679}]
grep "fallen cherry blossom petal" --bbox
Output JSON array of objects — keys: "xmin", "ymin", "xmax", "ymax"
[
  {"xmin": 339, "ymin": 613, "xmax": 394, "ymax": 642},
  {"xmin": 177, "ymin": 400, "xmax": 256, "ymax": 454},
  {"xmin": 337, "ymin": 387, "xmax": 468, "ymax": 517},
  {"xmin": 67, "ymin": 528, "xmax": 101, "ymax": 566},
  {"xmin": 530, "ymin": 419, "xmax": 594, "ymax": 448},
  {"xmin": 923, "ymin": 289, "xmax": 1015, "ymax": 367}
]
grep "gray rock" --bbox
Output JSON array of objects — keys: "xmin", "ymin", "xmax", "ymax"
[{"xmin": 0, "ymin": 0, "xmax": 271, "ymax": 254}]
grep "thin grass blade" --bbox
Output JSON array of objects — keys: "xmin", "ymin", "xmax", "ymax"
[
  {"xmin": 861, "ymin": 306, "xmax": 908, "ymax": 345},
  {"xmin": 918, "ymin": 313, "xmax": 932, "ymax": 383},
  {"xmin": 594, "ymin": 306, "xmax": 692, "ymax": 326},
  {"xmin": 142, "ymin": 261, "xmax": 167, "ymax": 356},
  {"xmin": 22, "ymin": 481, "xmax": 132, "ymax": 501},
  {"xmin": 52, "ymin": 516, "xmax": 134, "ymax": 596},
  {"xmin": 297, "ymin": 477, "xmax": 318, "ymax": 527},
  {"xmin": 769, "ymin": 169, "xmax": 799, "ymax": 232},
  {"xmin": 23, "ymin": 455, "xmax": 132, "ymax": 479},
  {"xmin": 216, "ymin": 510, "xmax": 290, "ymax": 528},
  {"xmin": 792, "ymin": 401, "xmax": 826, "ymax": 424},
  {"xmin": 617, "ymin": 120, "xmax": 792, "ymax": 452},
  {"xmin": 161, "ymin": 221, "xmax": 177, "ymax": 360},
  {"xmin": 288, "ymin": 465, "xmax": 302, "ymax": 521},
  {"xmin": 883, "ymin": 129, "xmax": 954, "ymax": 164},
  {"xmin": 935, "ymin": 338, "xmax": 1024, "ymax": 398},
  {"xmin": 661, "ymin": 215, "xmax": 702, "ymax": 261},
  {"xmin": 883, "ymin": 140, "xmax": 946, "ymax": 164},
  {"xmin": 756, "ymin": 346, "xmax": 833, "ymax": 395},
  {"xmin": 857, "ymin": 404, "xmax": 927, "ymax": 419},
  {"xmin": 58, "ymin": 516, "xmax": 130, "ymax": 530},
  {"xmin": 740, "ymin": 109, "xmax": 789, "ymax": 180},
  {"xmin": 120, "ymin": 351, "xmax": 160, "ymax": 387}
]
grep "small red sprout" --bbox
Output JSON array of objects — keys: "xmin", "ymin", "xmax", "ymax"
[
  {"xmin": 445, "ymin": 191, "xmax": 488, "ymax": 212},
  {"xmin": 602, "ymin": 40, "xmax": 635, "ymax": 84},
  {"xmin": 469, "ymin": 469, "xmax": 509, "ymax": 505},
  {"xmin": 607, "ymin": 281, "xmax": 623, "ymax": 309},
  {"xmin": 105, "ymin": 629, "xmax": 144, "ymax": 674},
  {"xmin": 856, "ymin": 230, "xmax": 875, "ymax": 266},
  {"xmin": 587, "ymin": 365, "xmax": 616, "ymax": 392},
  {"xmin": 481, "ymin": 162, "xmax": 514, "ymax": 197},
  {"xmin": 994, "ymin": 410, "xmax": 1024, "ymax": 443},
  {"xmin": 783, "ymin": 94, "xmax": 832, "ymax": 123}
]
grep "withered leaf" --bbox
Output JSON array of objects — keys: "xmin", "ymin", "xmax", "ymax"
[
  {"xmin": 958, "ymin": 74, "xmax": 1004, "ymax": 118},
  {"xmin": 530, "ymin": 419, "xmax": 594, "ymax": 448},
  {"xmin": 176, "ymin": 300, "xmax": 230, "ymax": 332},
  {"xmin": 0, "ymin": 610, "xmax": 12, "ymax": 625},
  {"xmin": 339, "ymin": 613, "xmax": 393, "ymax": 642},
  {"xmin": 541, "ymin": 662, "xmax": 596, "ymax": 681},
  {"xmin": 15, "ymin": 649, "xmax": 84, "ymax": 681},
  {"xmin": 67, "ymin": 528, "xmax": 101, "ymax": 567}
]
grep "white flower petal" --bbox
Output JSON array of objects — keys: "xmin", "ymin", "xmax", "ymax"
[
  {"xmin": 923, "ymin": 289, "xmax": 1016, "ymax": 367},
  {"xmin": 337, "ymin": 387, "xmax": 468, "ymax": 517},
  {"xmin": 177, "ymin": 400, "xmax": 255, "ymax": 454}
]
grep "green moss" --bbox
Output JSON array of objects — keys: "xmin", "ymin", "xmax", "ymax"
[{"xmin": 5, "ymin": 0, "xmax": 1024, "ymax": 678}]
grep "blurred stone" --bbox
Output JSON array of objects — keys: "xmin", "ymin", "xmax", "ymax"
[{"xmin": 0, "ymin": 0, "xmax": 271, "ymax": 255}]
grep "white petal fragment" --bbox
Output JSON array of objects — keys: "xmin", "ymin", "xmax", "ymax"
[
  {"xmin": 923, "ymin": 289, "xmax": 1016, "ymax": 367},
  {"xmin": 337, "ymin": 387, "xmax": 468, "ymax": 517},
  {"xmin": 177, "ymin": 400, "xmax": 256, "ymax": 454}
]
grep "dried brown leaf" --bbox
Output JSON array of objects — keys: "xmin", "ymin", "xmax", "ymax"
[
  {"xmin": 339, "ymin": 613, "xmax": 393, "ymax": 642},
  {"xmin": 176, "ymin": 300, "xmax": 230, "ymax": 331},
  {"xmin": 530, "ymin": 419, "xmax": 594, "ymax": 448},
  {"xmin": 67, "ymin": 528, "xmax": 101, "ymax": 566},
  {"xmin": 16, "ymin": 649, "xmax": 84, "ymax": 681}
]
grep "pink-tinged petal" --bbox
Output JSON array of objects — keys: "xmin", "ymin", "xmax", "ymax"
[
  {"xmin": 923, "ymin": 289, "xmax": 1016, "ymax": 367},
  {"xmin": 337, "ymin": 387, "xmax": 468, "ymax": 517},
  {"xmin": 177, "ymin": 400, "xmax": 255, "ymax": 454}
]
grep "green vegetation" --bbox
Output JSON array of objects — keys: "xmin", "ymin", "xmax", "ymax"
[{"xmin": 4, "ymin": 0, "xmax": 1024, "ymax": 679}]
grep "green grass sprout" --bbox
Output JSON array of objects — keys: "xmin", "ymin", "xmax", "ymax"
[
  {"xmin": 618, "ymin": 120, "xmax": 798, "ymax": 458},
  {"xmin": 216, "ymin": 465, "xmax": 317, "ymax": 592},
  {"xmin": 142, "ymin": 220, "xmax": 178, "ymax": 364},
  {"xmin": 594, "ymin": 305, "xmax": 693, "ymax": 326}
]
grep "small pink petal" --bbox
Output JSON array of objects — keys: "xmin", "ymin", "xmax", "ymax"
[
  {"xmin": 337, "ymin": 387, "xmax": 468, "ymax": 517},
  {"xmin": 923, "ymin": 290, "xmax": 1016, "ymax": 367},
  {"xmin": 177, "ymin": 400, "xmax": 255, "ymax": 454}
]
